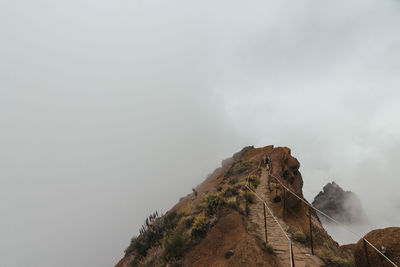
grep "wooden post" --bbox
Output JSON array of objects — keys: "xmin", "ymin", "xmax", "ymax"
[
  {"xmin": 290, "ymin": 241, "xmax": 296, "ymax": 267},
  {"xmin": 283, "ymin": 187, "xmax": 287, "ymax": 221},
  {"xmin": 308, "ymin": 205, "xmax": 314, "ymax": 255},
  {"xmin": 263, "ymin": 203, "xmax": 268, "ymax": 243},
  {"xmin": 245, "ymin": 187, "xmax": 249, "ymax": 216},
  {"xmin": 363, "ymin": 239, "xmax": 371, "ymax": 267}
]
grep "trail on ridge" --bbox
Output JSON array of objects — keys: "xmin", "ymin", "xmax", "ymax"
[{"xmin": 248, "ymin": 168, "xmax": 325, "ymax": 267}]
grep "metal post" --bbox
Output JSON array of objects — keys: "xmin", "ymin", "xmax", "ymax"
[
  {"xmin": 308, "ymin": 206, "xmax": 314, "ymax": 255},
  {"xmin": 263, "ymin": 202, "xmax": 268, "ymax": 243},
  {"xmin": 290, "ymin": 241, "xmax": 295, "ymax": 267},
  {"xmin": 283, "ymin": 187, "xmax": 287, "ymax": 221},
  {"xmin": 363, "ymin": 239, "xmax": 371, "ymax": 267}
]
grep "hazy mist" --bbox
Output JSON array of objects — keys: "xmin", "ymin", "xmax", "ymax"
[{"xmin": 1, "ymin": 0, "xmax": 400, "ymax": 266}]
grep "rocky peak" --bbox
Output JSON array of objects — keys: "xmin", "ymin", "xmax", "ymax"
[{"xmin": 312, "ymin": 182, "xmax": 366, "ymax": 223}]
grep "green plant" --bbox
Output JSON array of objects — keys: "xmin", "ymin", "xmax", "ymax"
[
  {"xmin": 125, "ymin": 211, "xmax": 182, "ymax": 265},
  {"xmin": 245, "ymin": 191, "xmax": 256, "ymax": 204},
  {"xmin": 191, "ymin": 216, "xmax": 209, "ymax": 238},
  {"xmin": 248, "ymin": 174, "xmax": 260, "ymax": 188},
  {"xmin": 163, "ymin": 228, "xmax": 189, "ymax": 262},
  {"xmin": 263, "ymin": 242, "xmax": 274, "ymax": 254},
  {"xmin": 206, "ymin": 194, "xmax": 225, "ymax": 215},
  {"xmin": 294, "ymin": 231, "xmax": 307, "ymax": 244},
  {"xmin": 217, "ymin": 186, "xmax": 223, "ymax": 192},
  {"xmin": 246, "ymin": 183, "xmax": 256, "ymax": 192}
]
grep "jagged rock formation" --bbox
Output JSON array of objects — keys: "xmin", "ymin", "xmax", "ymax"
[
  {"xmin": 312, "ymin": 182, "xmax": 366, "ymax": 223},
  {"xmin": 354, "ymin": 227, "xmax": 400, "ymax": 267},
  {"xmin": 116, "ymin": 145, "xmax": 354, "ymax": 267}
]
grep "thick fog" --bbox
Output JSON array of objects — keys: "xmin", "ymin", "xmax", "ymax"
[{"xmin": 1, "ymin": 0, "xmax": 400, "ymax": 266}]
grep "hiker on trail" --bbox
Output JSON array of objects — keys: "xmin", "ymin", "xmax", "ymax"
[
  {"xmin": 264, "ymin": 155, "xmax": 270, "ymax": 165},
  {"xmin": 264, "ymin": 154, "xmax": 270, "ymax": 170},
  {"xmin": 265, "ymin": 154, "xmax": 271, "ymax": 190},
  {"xmin": 381, "ymin": 245, "xmax": 387, "ymax": 256}
]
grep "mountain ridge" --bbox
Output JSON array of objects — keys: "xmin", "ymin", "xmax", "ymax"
[{"xmin": 116, "ymin": 145, "xmax": 359, "ymax": 266}]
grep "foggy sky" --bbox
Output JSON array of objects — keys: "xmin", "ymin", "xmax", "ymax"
[{"xmin": 1, "ymin": 0, "xmax": 400, "ymax": 266}]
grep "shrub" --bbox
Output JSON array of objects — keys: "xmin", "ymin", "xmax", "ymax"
[
  {"xmin": 125, "ymin": 211, "xmax": 182, "ymax": 264},
  {"xmin": 263, "ymin": 242, "xmax": 274, "ymax": 254},
  {"xmin": 191, "ymin": 216, "xmax": 209, "ymax": 238},
  {"xmin": 184, "ymin": 216, "xmax": 194, "ymax": 229},
  {"xmin": 217, "ymin": 186, "xmax": 223, "ymax": 192},
  {"xmin": 248, "ymin": 174, "xmax": 260, "ymax": 188},
  {"xmin": 317, "ymin": 248, "xmax": 356, "ymax": 267},
  {"xmin": 163, "ymin": 228, "xmax": 189, "ymax": 262},
  {"xmin": 224, "ymin": 186, "xmax": 240, "ymax": 198},
  {"xmin": 227, "ymin": 200, "xmax": 239, "ymax": 210},
  {"xmin": 206, "ymin": 194, "xmax": 225, "ymax": 215},
  {"xmin": 237, "ymin": 161, "xmax": 252, "ymax": 174},
  {"xmin": 245, "ymin": 191, "xmax": 256, "ymax": 204},
  {"xmin": 224, "ymin": 161, "xmax": 253, "ymax": 178},
  {"xmin": 294, "ymin": 231, "xmax": 307, "ymax": 244},
  {"xmin": 246, "ymin": 183, "xmax": 256, "ymax": 192},
  {"xmin": 229, "ymin": 178, "xmax": 238, "ymax": 185}
]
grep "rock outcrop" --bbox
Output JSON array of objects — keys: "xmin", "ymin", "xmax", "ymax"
[
  {"xmin": 312, "ymin": 182, "xmax": 366, "ymax": 223},
  {"xmin": 354, "ymin": 227, "xmax": 400, "ymax": 267}
]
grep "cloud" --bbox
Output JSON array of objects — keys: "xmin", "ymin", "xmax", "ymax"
[{"xmin": 1, "ymin": 0, "xmax": 400, "ymax": 265}]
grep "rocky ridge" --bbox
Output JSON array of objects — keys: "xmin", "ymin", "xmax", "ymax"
[{"xmin": 312, "ymin": 182, "xmax": 366, "ymax": 223}]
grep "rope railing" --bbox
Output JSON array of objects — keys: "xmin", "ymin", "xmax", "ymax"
[
  {"xmin": 268, "ymin": 166, "xmax": 399, "ymax": 267},
  {"xmin": 244, "ymin": 164, "xmax": 295, "ymax": 267}
]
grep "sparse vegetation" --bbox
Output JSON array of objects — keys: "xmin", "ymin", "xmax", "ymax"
[
  {"xmin": 263, "ymin": 242, "xmax": 274, "ymax": 254},
  {"xmin": 294, "ymin": 231, "xmax": 307, "ymax": 244},
  {"xmin": 224, "ymin": 161, "xmax": 253, "ymax": 178},
  {"xmin": 245, "ymin": 191, "xmax": 256, "ymax": 204},
  {"xmin": 163, "ymin": 227, "xmax": 189, "ymax": 262},
  {"xmin": 248, "ymin": 174, "xmax": 260, "ymax": 188},
  {"xmin": 317, "ymin": 248, "xmax": 356, "ymax": 267},
  {"xmin": 246, "ymin": 183, "xmax": 256, "ymax": 192},
  {"xmin": 229, "ymin": 178, "xmax": 238, "ymax": 185},
  {"xmin": 227, "ymin": 199, "xmax": 239, "ymax": 210},
  {"xmin": 125, "ymin": 211, "xmax": 182, "ymax": 265},
  {"xmin": 206, "ymin": 194, "xmax": 225, "ymax": 215},
  {"xmin": 224, "ymin": 186, "xmax": 240, "ymax": 197},
  {"xmin": 191, "ymin": 215, "xmax": 209, "ymax": 238},
  {"xmin": 184, "ymin": 216, "xmax": 194, "ymax": 229}
]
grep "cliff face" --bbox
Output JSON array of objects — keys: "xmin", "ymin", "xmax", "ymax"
[
  {"xmin": 312, "ymin": 182, "xmax": 366, "ymax": 223},
  {"xmin": 116, "ymin": 145, "xmax": 350, "ymax": 267}
]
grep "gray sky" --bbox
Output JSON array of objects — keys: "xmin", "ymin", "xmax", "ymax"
[{"xmin": 1, "ymin": 0, "xmax": 400, "ymax": 266}]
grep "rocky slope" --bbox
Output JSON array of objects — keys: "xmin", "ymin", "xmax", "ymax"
[
  {"xmin": 116, "ymin": 145, "xmax": 354, "ymax": 267},
  {"xmin": 354, "ymin": 227, "xmax": 400, "ymax": 267}
]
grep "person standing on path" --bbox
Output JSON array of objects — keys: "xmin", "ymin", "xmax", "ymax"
[{"xmin": 264, "ymin": 154, "xmax": 272, "ymax": 190}]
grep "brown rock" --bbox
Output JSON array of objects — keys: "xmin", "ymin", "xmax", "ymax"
[{"xmin": 354, "ymin": 227, "xmax": 400, "ymax": 267}]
